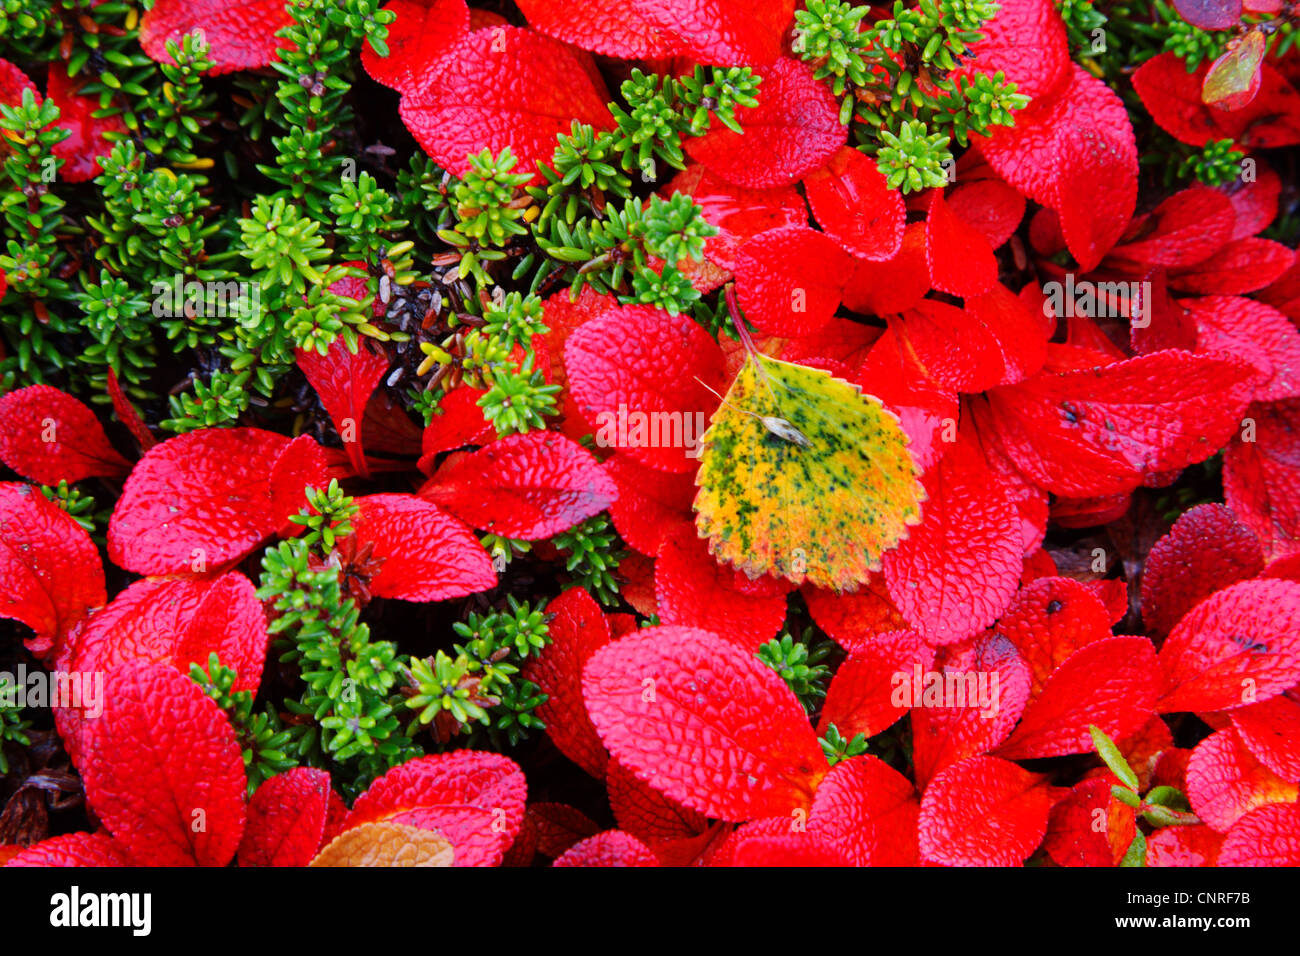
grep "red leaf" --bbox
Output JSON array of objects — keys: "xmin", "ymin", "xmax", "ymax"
[
  {"xmin": 1218, "ymin": 802, "xmax": 1300, "ymax": 865},
  {"xmin": 985, "ymin": 351, "xmax": 1256, "ymax": 497},
  {"xmin": 817, "ymin": 631, "xmax": 935, "ymax": 740},
  {"xmin": 1156, "ymin": 578, "xmax": 1300, "ymax": 713},
  {"xmin": 1108, "ymin": 185, "xmax": 1236, "ymax": 268},
  {"xmin": 925, "ymin": 190, "xmax": 997, "ymax": 298},
  {"xmin": 583, "ymin": 626, "xmax": 827, "ymax": 821},
  {"xmin": 45, "ymin": 67, "xmax": 128, "ymax": 183},
  {"xmin": 1189, "ymin": 297, "xmax": 1300, "ymax": 402},
  {"xmin": 605, "ymin": 454, "xmax": 695, "ymax": 555},
  {"xmin": 661, "ymin": 165, "xmax": 807, "ymax": 273},
  {"xmin": 1140, "ymin": 503, "xmax": 1264, "ymax": 636},
  {"xmin": 1186, "ymin": 728, "xmax": 1298, "ymax": 832},
  {"xmin": 296, "ymin": 339, "xmax": 390, "ymax": 479},
  {"xmin": 944, "ymin": 178, "xmax": 1026, "ymax": 251},
  {"xmin": 806, "ymin": 755, "xmax": 919, "ymax": 866},
  {"xmin": 1224, "ymin": 399, "xmax": 1300, "ymax": 560},
  {"xmin": 910, "ymin": 632, "xmax": 1032, "ymax": 787},
  {"xmin": 734, "ymin": 225, "xmax": 852, "ymax": 337},
  {"xmin": 399, "ymin": 26, "xmax": 612, "ymax": 186},
  {"xmin": 527, "ymin": 802, "xmax": 601, "ymax": 858},
  {"xmin": 918, "ymin": 756, "xmax": 1051, "ymax": 866},
  {"xmin": 140, "ymin": 0, "xmax": 292, "ymax": 75},
  {"xmin": 552, "ymin": 830, "xmax": 660, "ymax": 867},
  {"xmin": 1146, "ymin": 824, "xmax": 1224, "ymax": 866},
  {"xmin": 854, "ymin": 329, "xmax": 958, "ymax": 472},
  {"xmin": 1175, "ymin": 0, "xmax": 1244, "ymax": 30},
  {"xmin": 516, "ymin": 0, "xmax": 677, "ymax": 58},
  {"xmin": 347, "ymin": 752, "xmax": 527, "ymax": 867},
  {"xmin": 0, "ymin": 483, "xmax": 104, "ymax": 658},
  {"xmin": 803, "ymin": 575, "xmax": 910, "ymax": 653},
  {"xmin": 686, "ymin": 58, "xmax": 846, "ymax": 189},
  {"xmin": 954, "ymin": 0, "xmax": 1070, "ymax": 101},
  {"xmin": 108, "ymin": 427, "xmax": 290, "ymax": 575},
  {"xmin": 522, "ymin": 588, "xmax": 611, "ymax": 778},
  {"xmin": 803, "ymin": 147, "xmax": 904, "ymax": 261},
  {"xmin": 3, "ymin": 831, "xmax": 128, "ymax": 868},
  {"xmin": 894, "ymin": 292, "xmax": 1043, "ymax": 394},
  {"xmin": 607, "ymin": 758, "xmax": 709, "ymax": 847},
  {"xmin": 81, "ymin": 662, "xmax": 246, "ymax": 866},
  {"xmin": 106, "ymin": 368, "xmax": 155, "ymax": 452},
  {"xmin": 977, "ymin": 66, "xmax": 1136, "ymax": 270},
  {"xmin": 419, "ymin": 431, "xmax": 615, "ymax": 539},
  {"xmin": 628, "ymin": 0, "xmax": 795, "ymax": 66},
  {"xmin": 1172, "ymin": 238, "xmax": 1295, "ymax": 296},
  {"xmin": 996, "ymin": 576, "xmax": 1114, "ymax": 695},
  {"xmin": 997, "ymin": 636, "xmax": 1160, "ymax": 759},
  {"xmin": 0, "ymin": 385, "xmax": 129, "ymax": 483},
  {"xmin": 883, "ymin": 436, "xmax": 1023, "ymax": 645},
  {"xmin": 1042, "ymin": 775, "xmax": 1136, "ymax": 867},
  {"xmin": 731, "ymin": 833, "xmax": 851, "ymax": 866},
  {"xmin": 1231, "ymin": 693, "xmax": 1300, "ymax": 779},
  {"xmin": 67, "ymin": 572, "xmax": 267, "ymax": 697},
  {"xmin": 267, "ymin": 435, "xmax": 331, "ymax": 535},
  {"xmin": 654, "ymin": 528, "xmax": 789, "ymax": 650},
  {"xmin": 842, "ymin": 221, "xmax": 932, "ymax": 316},
  {"xmin": 350, "ymin": 494, "xmax": 496, "ymax": 602},
  {"xmin": 238, "ymin": 768, "xmax": 333, "ymax": 867},
  {"xmin": 0, "ymin": 57, "xmax": 35, "ymax": 107},
  {"xmin": 360, "ymin": 0, "xmax": 470, "ymax": 95},
  {"xmin": 565, "ymin": 304, "xmax": 724, "ymax": 473},
  {"xmin": 417, "ymin": 385, "xmax": 496, "ymax": 467}
]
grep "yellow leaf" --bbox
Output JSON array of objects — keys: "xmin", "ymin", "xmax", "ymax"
[
  {"xmin": 309, "ymin": 822, "xmax": 455, "ymax": 867},
  {"xmin": 694, "ymin": 351, "xmax": 925, "ymax": 592}
]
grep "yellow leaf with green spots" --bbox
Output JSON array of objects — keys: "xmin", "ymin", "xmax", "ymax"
[{"xmin": 693, "ymin": 352, "xmax": 925, "ymax": 592}]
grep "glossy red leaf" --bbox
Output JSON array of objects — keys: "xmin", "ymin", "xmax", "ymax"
[
  {"xmin": 81, "ymin": 662, "xmax": 246, "ymax": 866},
  {"xmin": 522, "ymin": 588, "xmax": 611, "ymax": 778},
  {"xmin": 1186, "ymin": 728, "xmax": 1298, "ymax": 832},
  {"xmin": 686, "ymin": 58, "xmax": 845, "ymax": 189},
  {"xmin": 996, "ymin": 576, "xmax": 1114, "ymax": 695},
  {"xmin": 803, "ymin": 147, "xmax": 904, "ymax": 261},
  {"xmin": 854, "ymin": 329, "xmax": 959, "ymax": 472},
  {"xmin": 998, "ymin": 636, "xmax": 1159, "ymax": 759},
  {"xmin": 360, "ymin": 0, "xmax": 471, "ymax": 95},
  {"xmin": 883, "ymin": 436, "xmax": 1023, "ymax": 645},
  {"xmin": 527, "ymin": 803, "xmax": 602, "ymax": 859},
  {"xmin": 3, "ymin": 831, "xmax": 128, "ymax": 868},
  {"xmin": 817, "ymin": 630, "xmax": 934, "ymax": 740},
  {"xmin": 400, "ymin": 26, "xmax": 612, "ymax": 185},
  {"xmin": 1191, "ymin": 297, "xmax": 1300, "ymax": 402},
  {"xmin": 607, "ymin": 758, "xmax": 709, "ymax": 848},
  {"xmin": 419, "ymin": 431, "xmax": 614, "ymax": 539},
  {"xmin": 108, "ymin": 427, "xmax": 291, "ymax": 575},
  {"xmin": 417, "ymin": 385, "xmax": 496, "ymax": 467},
  {"xmin": 238, "ymin": 768, "xmax": 333, "ymax": 867},
  {"xmin": 803, "ymin": 575, "xmax": 909, "ymax": 653},
  {"xmin": 1108, "ymin": 185, "xmax": 1236, "ymax": 268},
  {"xmin": 140, "ymin": 0, "xmax": 292, "ymax": 75},
  {"xmin": 583, "ymin": 626, "xmax": 827, "ymax": 821},
  {"xmin": 911, "ymin": 632, "xmax": 1032, "ymax": 787},
  {"xmin": 734, "ymin": 225, "xmax": 851, "ymax": 337},
  {"xmin": 45, "ymin": 67, "xmax": 128, "ymax": 183},
  {"xmin": 350, "ymin": 494, "xmax": 495, "ymax": 602},
  {"xmin": 842, "ymin": 221, "xmax": 931, "ymax": 316},
  {"xmin": 1172, "ymin": 238, "xmax": 1296, "ymax": 296},
  {"xmin": 976, "ymin": 65, "xmax": 1136, "ymax": 270},
  {"xmin": 552, "ymin": 830, "xmax": 660, "ymax": 867},
  {"xmin": 805, "ymin": 755, "xmax": 918, "ymax": 866},
  {"xmin": 954, "ymin": 0, "xmax": 1070, "ymax": 101},
  {"xmin": 0, "ymin": 57, "xmax": 35, "ymax": 106},
  {"xmin": 925, "ymin": 190, "xmax": 997, "ymax": 298},
  {"xmin": 918, "ymin": 756, "xmax": 1051, "ymax": 866},
  {"xmin": 629, "ymin": 0, "xmax": 795, "ymax": 66},
  {"xmin": 985, "ymin": 351, "xmax": 1256, "ymax": 497},
  {"xmin": 267, "ymin": 435, "xmax": 331, "ymax": 535},
  {"xmin": 1157, "ymin": 578, "xmax": 1300, "ymax": 713},
  {"xmin": 1042, "ymin": 775, "xmax": 1136, "ymax": 867},
  {"xmin": 1145, "ymin": 824, "xmax": 1224, "ymax": 866},
  {"xmin": 945, "ymin": 178, "xmax": 1026, "ymax": 251},
  {"xmin": 1141, "ymin": 503, "xmax": 1264, "ymax": 636},
  {"xmin": 0, "ymin": 385, "xmax": 129, "ymax": 484},
  {"xmin": 654, "ymin": 528, "xmax": 789, "ymax": 650},
  {"xmin": 517, "ymin": 0, "xmax": 676, "ymax": 58},
  {"xmin": 296, "ymin": 339, "xmax": 390, "ymax": 479},
  {"xmin": 565, "ymin": 304, "xmax": 725, "ymax": 472},
  {"xmin": 605, "ymin": 454, "xmax": 695, "ymax": 556},
  {"xmin": 1175, "ymin": 0, "xmax": 1243, "ymax": 28},
  {"xmin": 0, "ymin": 483, "xmax": 104, "ymax": 658},
  {"xmin": 1231, "ymin": 693, "xmax": 1300, "ymax": 780},
  {"xmin": 106, "ymin": 368, "xmax": 155, "ymax": 452},
  {"xmin": 347, "ymin": 752, "xmax": 527, "ymax": 867},
  {"xmin": 1224, "ymin": 399, "xmax": 1300, "ymax": 560},
  {"xmin": 731, "ymin": 833, "xmax": 851, "ymax": 866},
  {"xmin": 1218, "ymin": 802, "xmax": 1300, "ymax": 865}
]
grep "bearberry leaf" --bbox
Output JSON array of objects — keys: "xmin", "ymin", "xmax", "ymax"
[
  {"xmin": 310, "ymin": 823, "xmax": 455, "ymax": 867},
  {"xmin": 140, "ymin": 0, "xmax": 292, "ymax": 75},
  {"xmin": 2, "ymin": 831, "xmax": 129, "ymax": 868},
  {"xmin": 552, "ymin": 830, "xmax": 659, "ymax": 867},
  {"xmin": 238, "ymin": 768, "xmax": 333, "ymax": 868},
  {"xmin": 918, "ymin": 756, "xmax": 1052, "ymax": 866},
  {"xmin": 1186, "ymin": 728, "xmax": 1298, "ymax": 832},
  {"xmin": 803, "ymin": 148, "xmax": 904, "ymax": 261},
  {"xmin": 516, "ymin": 0, "xmax": 677, "ymax": 58},
  {"xmin": 0, "ymin": 385, "xmax": 130, "ymax": 484},
  {"xmin": 296, "ymin": 340, "xmax": 391, "ymax": 480},
  {"xmin": 817, "ymin": 630, "xmax": 934, "ymax": 739},
  {"xmin": 360, "ymin": 0, "xmax": 470, "ymax": 95},
  {"xmin": 1219, "ymin": 802, "xmax": 1300, "ymax": 865},
  {"xmin": 1231, "ymin": 694, "xmax": 1300, "ymax": 780},
  {"xmin": 629, "ymin": 0, "xmax": 795, "ymax": 65},
  {"xmin": 807, "ymin": 755, "xmax": 919, "ymax": 866},
  {"xmin": 583, "ymin": 626, "xmax": 827, "ymax": 821}
]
